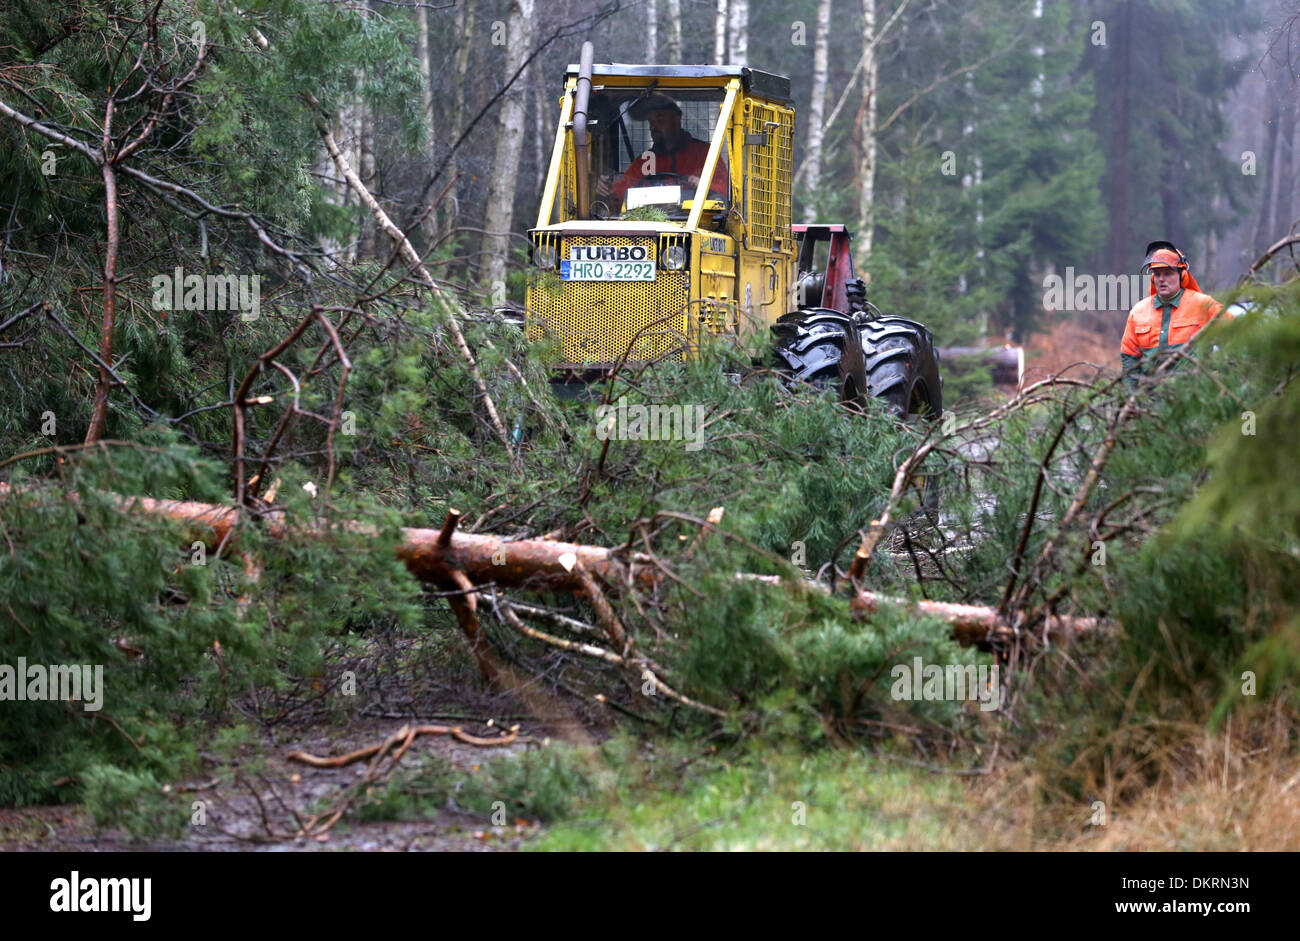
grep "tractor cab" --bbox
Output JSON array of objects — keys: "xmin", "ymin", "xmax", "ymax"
[
  {"xmin": 582, "ymin": 87, "xmax": 732, "ymax": 223},
  {"xmin": 526, "ymin": 51, "xmax": 796, "ymax": 371}
]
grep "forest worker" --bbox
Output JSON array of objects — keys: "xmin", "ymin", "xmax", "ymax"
[
  {"xmin": 1119, "ymin": 241, "xmax": 1228, "ymax": 386},
  {"xmin": 595, "ymin": 95, "xmax": 729, "ymax": 205}
]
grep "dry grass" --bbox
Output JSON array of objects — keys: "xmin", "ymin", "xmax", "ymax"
[
  {"xmin": 954, "ymin": 705, "xmax": 1300, "ymax": 851},
  {"xmin": 1059, "ymin": 717, "xmax": 1300, "ymax": 851},
  {"xmin": 1023, "ymin": 313, "xmax": 1123, "ymax": 383}
]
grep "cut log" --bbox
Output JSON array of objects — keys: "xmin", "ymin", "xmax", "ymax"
[
  {"xmin": 937, "ymin": 345, "xmax": 1024, "ymax": 386},
  {"xmin": 850, "ymin": 590, "xmax": 1098, "ymax": 647},
  {"xmin": 735, "ymin": 572, "xmax": 1099, "ymax": 648},
  {"xmin": 0, "ymin": 483, "xmax": 639, "ymax": 592},
  {"xmin": 0, "ymin": 483, "xmax": 1098, "ymax": 649}
]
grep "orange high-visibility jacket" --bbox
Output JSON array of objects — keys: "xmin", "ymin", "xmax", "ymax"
[
  {"xmin": 613, "ymin": 135, "xmax": 729, "ymax": 203},
  {"xmin": 1120, "ymin": 287, "xmax": 1225, "ymax": 381}
]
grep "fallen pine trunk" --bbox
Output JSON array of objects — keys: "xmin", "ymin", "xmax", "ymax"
[
  {"xmin": 851, "ymin": 590, "xmax": 1098, "ymax": 647},
  {"xmin": 0, "ymin": 483, "xmax": 638, "ymax": 592},
  {"xmin": 0, "ymin": 483, "xmax": 1100, "ymax": 651},
  {"xmin": 734, "ymin": 574, "xmax": 1099, "ymax": 647}
]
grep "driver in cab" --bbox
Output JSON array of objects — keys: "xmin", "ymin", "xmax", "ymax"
[{"xmin": 596, "ymin": 95, "xmax": 729, "ymax": 206}]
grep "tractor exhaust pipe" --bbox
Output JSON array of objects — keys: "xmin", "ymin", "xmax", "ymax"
[{"xmin": 572, "ymin": 41, "xmax": 594, "ymax": 220}]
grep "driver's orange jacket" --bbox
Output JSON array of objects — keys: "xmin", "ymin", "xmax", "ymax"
[
  {"xmin": 1119, "ymin": 288, "xmax": 1225, "ymax": 377},
  {"xmin": 612, "ymin": 135, "xmax": 729, "ymax": 202}
]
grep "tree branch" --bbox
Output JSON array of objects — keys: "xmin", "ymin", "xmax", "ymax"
[{"xmin": 310, "ymin": 97, "xmax": 518, "ymax": 469}]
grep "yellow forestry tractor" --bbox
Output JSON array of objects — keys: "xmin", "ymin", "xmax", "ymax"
[{"xmin": 523, "ymin": 42, "xmax": 942, "ymax": 421}]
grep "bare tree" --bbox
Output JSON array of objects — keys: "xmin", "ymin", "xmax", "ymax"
[
  {"xmin": 1252, "ymin": 96, "xmax": 1282, "ymax": 255},
  {"xmin": 1254, "ymin": 0, "xmax": 1300, "ymax": 259},
  {"xmin": 794, "ymin": 0, "xmax": 908, "ymax": 188},
  {"xmin": 1105, "ymin": 1, "xmax": 1134, "ymax": 275},
  {"xmin": 853, "ymin": 0, "xmax": 879, "ymax": 267},
  {"xmin": 334, "ymin": 96, "xmax": 360, "ymax": 263},
  {"xmin": 533, "ymin": 59, "xmax": 548, "ymax": 196},
  {"xmin": 667, "ymin": 0, "xmax": 683, "ymax": 64},
  {"xmin": 714, "ymin": 0, "xmax": 728, "ymax": 65},
  {"xmin": 445, "ymin": 0, "xmax": 478, "ymax": 233},
  {"xmin": 840, "ymin": 0, "xmax": 996, "ymax": 268},
  {"xmin": 802, "ymin": 0, "xmax": 833, "ymax": 222},
  {"xmin": 358, "ymin": 106, "xmax": 376, "ymax": 257},
  {"xmin": 481, "ymin": 0, "xmax": 535, "ymax": 293},
  {"xmin": 314, "ymin": 122, "xmax": 344, "ymax": 261},
  {"xmin": 727, "ymin": 0, "xmax": 748, "ymax": 66},
  {"xmin": 415, "ymin": 4, "xmax": 436, "ymax": 239},
  {"xmin": 1274, "ymin": 96, "xmax": 1297, "ymax": 237},
  {"xmin": 1274, "ymin": 3, "xmax": 1300, "ymax": 237},
  {"xmin": 88, "ymin": 130, "xmax": 121, "ymax": 446},
  {"xmin": 416, "ymin": 5, "xmax": 433, "ymax": 126},
  {"xmin": 646, "ymin": 0, "xmax": 658, "ymax": 61}
]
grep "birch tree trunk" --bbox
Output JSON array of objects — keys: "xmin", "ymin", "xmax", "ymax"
[
  {"xmin": 802, "ymin": 0, "xmax": 833, "ymax": 222},
  {"xmin": 481, "ymin": 0, "xmax": 534, "ymax": 294},
  {"xmin": 358, "ymin": 107, "xmax": 376, "ymax": 257},
  {"xmin": 713, "ymin": 0, "xmax": 728, "ymax": 65},
  {"xmin": 337, "ymin": 96, "xmax": 361, "ymax": 264},
  {"xmin": 444, "ymin": 0, "xmax": 477, "ymax": 235},
  {"xmin": 416, "ymin": 5, "xmax": 432, "ymax": 126},
  {"xmin": 666, "ymin": 0, "xmax": 683, "ymax": 64},
  {"xmin": 416, "ymin": 4, "xmax": 436, "ymax": 240},
  {"xmin": 533, "ymin": 59, "xmax": 547, "ymax": 197},
  {"xmin": 853, "ymin": 0, "xmax": 878, "ymax": 269},
  {"xmin": 314, "ymin": 120, "xmax": 344, "ymax": 264},
  {"xmin": 646, "ymin": 0, "xmax": 658, "ymax": 62},
  {"xmin": 961, "ymin": 72, "xmax": 985, "ymax": 317},
  {"xmin": 727, "ymin": 0, "xmax": 748, "ymax": 66}
]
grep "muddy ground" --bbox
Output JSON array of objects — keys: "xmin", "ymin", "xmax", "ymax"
[
  {"xmin": 1, "ymin": 716, "xmax": 537, "ymax": 851},
  {"xmin": 0, "ymin": 629, "xmax": 614, "ymax": 852}
]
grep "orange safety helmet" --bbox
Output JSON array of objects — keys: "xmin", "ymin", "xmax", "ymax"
[{"xmin": 1141, "ymin": 240, "xmax": 1203, "ymax": 295}]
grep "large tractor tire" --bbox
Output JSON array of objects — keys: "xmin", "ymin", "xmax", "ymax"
[
  {"xmin": 860, "ymin": 316, "xmax": 943, "ymax": 513},
  {"xmin": 772, "ymin": 310, "xmax": 943, "ymax": 512},
  {"xmin": 859, "ymin": 316, "xmax": 943, "ymax": 420},
  {"xmin": 771, "ymin": 308, "xmax": 869, "ymax": 409},
  {"xmin": 772, "ymin": 310, "xmax": 942, "ymax": 421}
]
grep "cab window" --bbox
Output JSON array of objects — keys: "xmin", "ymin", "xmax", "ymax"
[{"xmin": 582, "ymin": 87, "xmax": 730, "ymax": 221}]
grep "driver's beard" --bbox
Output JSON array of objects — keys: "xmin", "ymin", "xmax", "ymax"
[{"xmin": 650, "ymin": 129, "xmax": 683, "ymax": 153}]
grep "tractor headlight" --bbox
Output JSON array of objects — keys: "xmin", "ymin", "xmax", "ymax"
[
  {"xmin": 663, "ymin": 245, "xmax": 687, "ymax": 270},
  {"xmin": 534, "ymin": 244, "xmax": 558, "ymax": 269}
]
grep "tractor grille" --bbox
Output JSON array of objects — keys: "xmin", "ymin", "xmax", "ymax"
[
  {"xmin": 746, "ymin": 101, "xmax": 794, "ymax": 253},
  {"xmin": 527, "ymin": 232, "xmax": 689, "ymax": 366}
]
